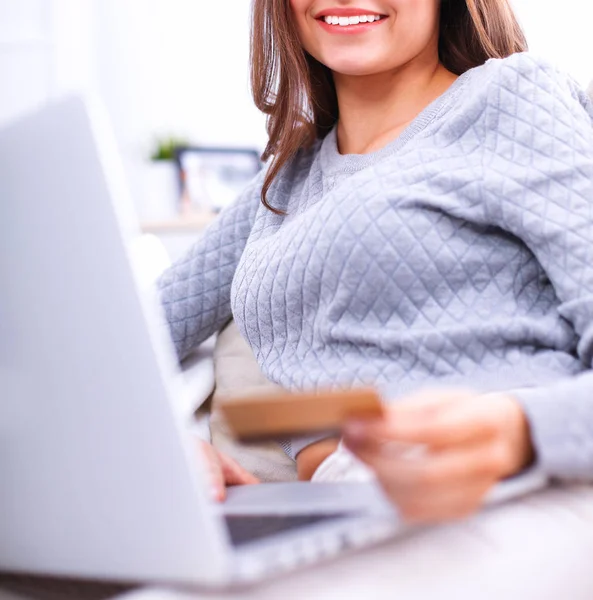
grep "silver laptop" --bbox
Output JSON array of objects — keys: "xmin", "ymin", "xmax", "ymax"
[
  {"xmin": 0, "ymin": 96, "xmax": 546, "ymax": 588},
  {"xmin": 0, "ymin": 95, "xmax": 403, "ymax": 587}
]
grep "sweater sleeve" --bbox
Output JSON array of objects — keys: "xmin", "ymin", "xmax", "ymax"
[
  {"xmin": 481, "ymin": 54, "xmax": 593, "ymax": 480},
  {"xmin": 157, "ymin": 172, "xmax": 263, "ymax": 361}
]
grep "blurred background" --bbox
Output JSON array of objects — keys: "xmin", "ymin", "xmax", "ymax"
[{"xmin": 2, "ymin": 0, "xmax": 593, "ymax": 258}]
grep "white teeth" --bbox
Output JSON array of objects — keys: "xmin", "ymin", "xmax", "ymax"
[{"xmin": 323, "ymin": 14, "xmax": 382, "ymax": 26}]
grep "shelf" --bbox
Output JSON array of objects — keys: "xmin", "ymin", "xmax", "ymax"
[{"xmin": 140, "ymin": 213, "xmax": 217, "ymax": 234}]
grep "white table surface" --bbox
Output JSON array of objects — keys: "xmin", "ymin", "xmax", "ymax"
[
  {"xmin": 113, "ymin": 485, "xmax": 593, "ymax": 600},
  {"xmin": 1, "ymin": 485, "xmax": 592, "ymax": 600}
]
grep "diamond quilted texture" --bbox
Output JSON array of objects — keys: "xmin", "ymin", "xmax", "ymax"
[{"xmin": 158, "ymin": 53, "xmax": 593, "ymax": 478}]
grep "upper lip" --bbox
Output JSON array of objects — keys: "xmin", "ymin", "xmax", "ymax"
[{"xmin": 314, "ymin": 7, "xmax": 386, "ymax": 18}]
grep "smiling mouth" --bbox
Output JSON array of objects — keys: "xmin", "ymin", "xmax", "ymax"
[{"xmin": 318, "ymin": 14, "xmax": 386, "ymax": 26}]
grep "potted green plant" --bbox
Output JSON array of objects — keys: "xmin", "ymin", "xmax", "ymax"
[
  {"xmin": 140, "ymin": 136, "xmax": 189, "ymax": 221},
  {"xmin": 150, "ymin": 136, "xmax": 188, "ymax": 162}
]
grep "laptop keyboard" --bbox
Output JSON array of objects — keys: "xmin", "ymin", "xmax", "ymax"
[{"xmin": 225, "ymin": 514, "xmax": 348, "ymax": 546}]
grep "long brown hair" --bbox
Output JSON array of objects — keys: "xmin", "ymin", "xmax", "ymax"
[{"xmin": 251, "ymin": 0, "xmax": 528, "ymax": 212}]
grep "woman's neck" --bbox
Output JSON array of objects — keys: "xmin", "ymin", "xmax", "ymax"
[{"xmin": 333, "ymin": 56, "xmax": 458, "ymax": 155}]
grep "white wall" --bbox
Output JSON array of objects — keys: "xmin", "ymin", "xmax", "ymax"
[
  {"xmin": 0, "ymin": 0, "xmax": 52, "ymax": 127},
  {"xmin": 0, "ymin": 0, "xmax": 96, "ymax": 128},
  {"xmin": 50, "ymin": 0, "xmax": 96, "ymax": 98},
  {"xmin": 88, "ymin": 0, "xmax": 268, "ymax": 219},
  {"xmin": 512, "ymin": 0, "xmax": 593, "ymax": 86},
  {"xmin": 0, "ymin": 0, "xmax": 267, "ymax": 149},
  {"xmin": 93, "ymin": 0, "xmax": 268, "ymax": 156}
]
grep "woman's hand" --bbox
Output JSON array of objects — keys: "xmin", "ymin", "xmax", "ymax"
[
  {"xmin": 195, "ymin": 439, "xmax": 260, "ymax": 501},
  {"xmin": 343, "ymin": 389, "xmax": 534, "ymax": 524}
]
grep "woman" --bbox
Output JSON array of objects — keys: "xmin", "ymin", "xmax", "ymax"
[{"xmin": 158, "ymin": 0, "xmax": 593, "ymax": 522}]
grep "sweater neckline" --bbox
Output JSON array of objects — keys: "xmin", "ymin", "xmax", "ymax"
[{"xmin": 319, "ymin": 67, "xmax": 475, "ymax": 178}]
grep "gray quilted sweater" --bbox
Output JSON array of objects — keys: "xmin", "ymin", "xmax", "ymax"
[{"xmin": 158, "ymin": 53, "xmax": 593, "ymax": 479}]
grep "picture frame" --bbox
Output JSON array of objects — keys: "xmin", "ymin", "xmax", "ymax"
[{"xmin": 174, "ymin": 146, "xmax": 262, "ymax": 215}]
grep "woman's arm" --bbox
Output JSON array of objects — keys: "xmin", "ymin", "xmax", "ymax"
[
  {"xmin": 481, "ymin": 54, "xmax": 593, "ymax": 480},
  {"xmin": 157, "ymin": 173, "xmax": 264, "ymax": 361}
]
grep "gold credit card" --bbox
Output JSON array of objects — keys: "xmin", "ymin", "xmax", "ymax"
[{"xmin": 218, "ymin": 387, "xmax": 384, "ymax": 442}]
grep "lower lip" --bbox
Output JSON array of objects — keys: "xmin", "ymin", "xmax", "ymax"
[{"xmin": 317, "ymin": 18, "xmax": 386, "ymax": 35}]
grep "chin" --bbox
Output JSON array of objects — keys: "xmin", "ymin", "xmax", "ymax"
[{"xmin": 323, "ymin": 56, "xmax": 388, "ymax": 77}]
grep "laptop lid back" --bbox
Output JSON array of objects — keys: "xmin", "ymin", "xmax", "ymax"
[{"xmin": 0, "ymin": 96, "xmax": 230, "ymax": 585}]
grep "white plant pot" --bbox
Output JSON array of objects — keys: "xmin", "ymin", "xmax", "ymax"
[{"xmin": 136, "ymin": 160, "xmax": 180, "ymax": 221}]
